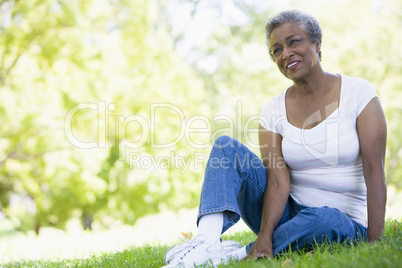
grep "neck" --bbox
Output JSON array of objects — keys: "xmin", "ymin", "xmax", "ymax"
[{"xmin": 292, "ymin": 65, "xmax": 331, "ymax": 97}]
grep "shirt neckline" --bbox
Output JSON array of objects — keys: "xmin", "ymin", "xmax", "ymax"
[{"xmin": 283, "ymin": 74, "xmax": 343, "ymax": 131}]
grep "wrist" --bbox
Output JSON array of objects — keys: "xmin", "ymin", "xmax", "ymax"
[
  {"xmin": 367, "ymin": 233, "xmax": 382, "ymax": 242},
  {"xmin": 367, "ymin": 225, "xmax": 384, "ymax": 239},
  {"xmin": 257, "ymin": 229, "xmax": 273, "ymax": 242}
]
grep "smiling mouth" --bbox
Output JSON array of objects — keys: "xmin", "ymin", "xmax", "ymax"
[{"xmin": 286, "ymin": 61, "xmax": 300, "ymax": 69}]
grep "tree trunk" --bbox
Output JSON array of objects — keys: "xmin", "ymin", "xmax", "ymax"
[
  {"xmin": 34, "ymin": 221, "xmax": 40, "ymax": 236},
  {"xmin": 82, "ymin": 212, "xmax": 93, "ymax": 231}
]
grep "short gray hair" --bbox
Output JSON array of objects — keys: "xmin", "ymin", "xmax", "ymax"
[{"xmin": 265, "ymin": 10, "xmax": 322, "ymax": 61}]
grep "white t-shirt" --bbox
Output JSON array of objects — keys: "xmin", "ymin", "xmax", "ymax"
[{"xmin": 259, "ymin": 74, "xmax": 378, "ymax": 227}]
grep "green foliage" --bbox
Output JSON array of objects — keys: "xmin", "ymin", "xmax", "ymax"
[
  {"xmin": 0, "ymin": 0, "xmax": 401, "ymax": 234},
  {"xmin": 0, "ymin": 0, "xmax": 207, "ymax": 233}
]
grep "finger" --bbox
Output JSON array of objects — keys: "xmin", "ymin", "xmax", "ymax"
[
  {"xmin": 257, "ymin": 253, "xmax": 270, "ymax": 259},
  {"xmin": 243, "ymin": 252, "xmax": 257, "ymax": 261}
]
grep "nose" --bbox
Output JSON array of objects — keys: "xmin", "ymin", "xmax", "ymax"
[{"xmin": 282, "ymin": 45, "xmax": 294, "ymax": 60}]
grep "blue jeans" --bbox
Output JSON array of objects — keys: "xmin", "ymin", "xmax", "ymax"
[{"xmin": 197, "ymin": 136, "xmax": 367, "ymax": 255}]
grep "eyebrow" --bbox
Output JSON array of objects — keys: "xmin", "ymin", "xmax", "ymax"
[{"xmin": 271, "ymin": 34, "xmax": 300, "ymax": 48}]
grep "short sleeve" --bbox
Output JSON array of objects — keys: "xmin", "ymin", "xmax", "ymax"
[
  {"xmin": 355, "ymin": 78, "xmax": 378, "ymax": 117},
  {"xmin": 259, "ymin": 93, "xmax": 285, "ymax": 134}
]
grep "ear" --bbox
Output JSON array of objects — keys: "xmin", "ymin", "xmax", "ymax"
[{"xmin": 315, "ymin": 40, "xmax": 321, "ymax": 53}]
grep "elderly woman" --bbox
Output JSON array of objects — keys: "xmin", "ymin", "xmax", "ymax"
[{"xmin": 162, "ymin": 9, "xmax": 387, "ymax": 268}]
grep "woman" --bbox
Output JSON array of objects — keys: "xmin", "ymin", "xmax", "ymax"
[{"xmin": 163, "ymin": 9, "xmax": 387, "ymax": 267}]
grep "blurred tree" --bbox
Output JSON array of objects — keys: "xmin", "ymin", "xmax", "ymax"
[
  {"xmin": 0, "ymin": 0, "xmax": 209, "ymax": 233},
  {"xmin": 0, "ymin": 0, "xmax": 94, "ymax": 234},
  {"xmin": 0, "ymin": 0, "xmax": 401, "ymax": 235}
]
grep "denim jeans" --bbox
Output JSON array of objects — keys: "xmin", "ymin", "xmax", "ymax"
[{"xmin": 197, "ymin": 136, "xmax": 367, "ymax": 255}]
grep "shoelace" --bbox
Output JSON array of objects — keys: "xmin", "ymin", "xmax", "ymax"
[
  {"xmin": 167, "ymin": 238, "xmax": 225, "ymax": 262},
  {"xmin": 177, "ymin": 240, "xmax": 203, "ymax": 261},
  {"xmin": 165, "ymin": 241, "xmax": 190, "ymax": 263}
]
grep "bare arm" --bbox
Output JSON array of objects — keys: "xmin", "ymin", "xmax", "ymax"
[
  {"xmin": 246, "ymin": 124, "xmax": 290, "ymax": 259},
  {"xmin": 357, "ymin": 98, "xmax": 387, "ymax": 242}
]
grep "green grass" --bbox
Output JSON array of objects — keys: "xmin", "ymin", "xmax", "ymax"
[{"xmin": 2, "ymin": 220, "xmax": 401, "ymax": 268}]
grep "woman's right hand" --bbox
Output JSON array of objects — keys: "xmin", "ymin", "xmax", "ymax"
[
  {"xmin": 246, "ymin": 125, "xmax": 290, "ymax": 261},
  {"xmin": 243, "ymin": 234, "xmax": 273, "ymax": 260}
]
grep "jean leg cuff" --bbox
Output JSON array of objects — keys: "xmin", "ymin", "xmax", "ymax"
[{"xmin": 197, "ymin": 206, "xmax": 241, "ymax": 234}]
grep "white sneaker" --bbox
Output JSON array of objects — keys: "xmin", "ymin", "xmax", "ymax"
[
  {"xmin": 162, "ymin": 235, "xmax": 242, "ymax": 267},
  {"xmin": 164, "ymin": 240, "xmax": 191, "ymax": 264},
  {"xmin": 226, "ymin": 245, "xmax": 247, "ymax": 261},
  {"xmin": 164, "ymin": 238, "xmax": 243, "ymax": 265}
]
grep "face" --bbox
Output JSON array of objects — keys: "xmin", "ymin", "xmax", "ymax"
[{"xmin": 269, "ymin": 22, "xmax": 321, "ymax": 81}]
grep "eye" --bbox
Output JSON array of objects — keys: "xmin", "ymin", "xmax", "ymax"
[
  {"xmin": 289, "ymin": 39, "xmax": 301, "ymax": 46},
  {"xmin": 272, "ymin": 48, "xmax": 282, "ymax": 56}
]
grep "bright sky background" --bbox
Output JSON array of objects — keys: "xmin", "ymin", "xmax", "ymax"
[
  {"xmin": 164, "ymin": 0, "xmax": 358, "ymax": 72},
  {"xmin": 166, "ymin": 0, "xmax": 355, "ymax": 51}
]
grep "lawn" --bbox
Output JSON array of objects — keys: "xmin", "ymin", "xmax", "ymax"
[{"xmin": 2, "ymin": 220, "xmax": 401, "ymax": 268}]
